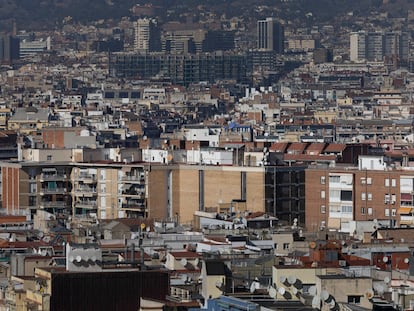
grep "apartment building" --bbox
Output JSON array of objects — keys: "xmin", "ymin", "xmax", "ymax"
[
  {"xmin": 0, "ymin": 161, "xmax": 148, "ymax": 221},
  {"xmin": 71, "ymin": 163, "xmax": 147, "ymax": 220},
  {"xmin": 306, "ymin": 155, "xmax": 414, "ymax": 234},
  {"xmin": 0, "ymin": 162, "xmax": 73, "ymax": 218}
]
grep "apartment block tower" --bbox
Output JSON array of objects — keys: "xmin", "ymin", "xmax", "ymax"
[
  {"xmin": 257, "ymin": 17, "xmax": 284, "ymax": 54},
  {"xmin": 134, "ymin": 18, "xmax": 161, "ymax": 53},
  {"xmin": 350, "ymin": 31, "xmax": 409, "ymax": 64}
]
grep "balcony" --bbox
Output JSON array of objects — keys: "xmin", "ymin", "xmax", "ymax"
[
  {"xmin": 122, "ymin": 198, "xmax": 145, "ymax": 210},
  {"xmin": 400, "ymin": 215, "xmax": 414, "ymax": 226},
  {"xmin": 39, "ymin": 201, "xmax": 69, "ymax": 209},
  {"xmin": 75, "ymin": 173, "xmax": 97, "ymax": 183},
  {"xmin": 75, "ymin": 200, "xmax": 97, "ymax": 209},
  {"xmin": 39, "ymin": 173, "xmax": 67, "ymax": 181},
  {"xmin": 39, "ymin": 187, "xmax": 67, "ymax": 195},
  {"xmin": 74, "ymin": 186, "xmax": 97, "ymax": 195},
  {"xmin": 121, "ymin": 174, "xmax": 145, "ymax": 182},
  {"xmin": 121, "ymin": 186, "xmax": 145, "ymax": 197}
]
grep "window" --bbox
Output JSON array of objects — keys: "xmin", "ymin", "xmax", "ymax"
[
  {"xmin": 367, "ymin": 177, "xmax": 372, "ymax": 185},
  {"xmin": 283, "ymin": 243, "xmax": 290, "ymax": 250},
  {"xmin": 368, "ymin": 207, "xmax": 373, "ymax": 215},
  {"xmin": 347, "ymin": 296, "xmax": 361, "ymax": 304},
  {"xmin": 47, "ymin": 155, "xmax": 52, "ymax": 161},
  {"xmin": 361, "ymin": 192, "xmax": 366, "ymax": 201},
  {"xmin": 385, "ymin": 209, "xmax": 390, "ymax": 217},
  {"xmin": 341, "ymin": 190, "xmax": 353, "ymax": 201},
  {"xmin": 368, "ymin": 193, "xmax": 372, "ymax": 201},
  {"xmin": 321, "ymin": 205, "xmax": 326, "ymax": 214},
  {"xmin": 392, "ymin": 209, "xmax": 396, "ymax": 217},
  {"xmin": 321, "ymin": 190, "xmax": 325, "ymax": 199},
  {"xmin": 361, "ymin": 207, "xmax": 366, "ymax": 215},
  {"xmin": 341, "ymin": 205, "xmax": 352, "ymax": 213},
  {"xmin": 321, "ymin": 176, "xmax": 326, "ymax": 185},
  {"xmin": 391, "ymin": 194, "xmax": 396, "ymax": 204},
  {"xmin": 329, "ymin": 176, "xmax": 340, "ymax": 183},
  {"xmin": 274, "ymin": 243, "xmax": 278, "ymax": 250},
  {"xmin": 385, "ymin": 179, "xmax": 390, "ymax": 187},
  {"xmin": 361, "ymin": 177, "xmax": 366, "ymax": 185},
  {"xmin": 329, "ymin": 190, "xmax": 341, "ymax": 200},
  {"xmin": 384, "ymin": 194, "xmax": 390, "ymax": 204},
  {"xmin": 392, "ymin": 179, "xmax": 396, "ymax": 187}
]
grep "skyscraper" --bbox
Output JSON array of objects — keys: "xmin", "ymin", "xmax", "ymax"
[
  {"xmin": 257, "ymin": 17, "xmax": 284, "ymax": 54},
  {"xmin": 134, "ymin": 18, "xmax": 161, "ymax": 53}
]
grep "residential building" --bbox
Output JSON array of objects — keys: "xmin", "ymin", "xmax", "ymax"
[
  {"xmin": 305, "ymin": 157, "xmax": 414, "ymax": 233},
  {"xmin": 350, "ymin": 31, "xmax": 409, "ymax": 64}
]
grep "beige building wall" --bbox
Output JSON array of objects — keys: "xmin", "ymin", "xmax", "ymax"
[
  {"xmin": 148, "ymin": 165, "xmax": 265, "ymax": 225},
  {"xmin": 98, "ymin": 168, "xmax": 119, "ymax": 219},
  {"xmin": 148, "ymin": 168, "xmax": 169, "ymax": 220},
  {"xmin": 172, "ymin": 168, "xmax": 199, "ymax": 224},
  {"xmin": 273, "ymin": 267, "xmax": 328, "ymax": 301},
  {"xmin": 316, "ymin": 275, "xmax": 372, "ymax": 309}
]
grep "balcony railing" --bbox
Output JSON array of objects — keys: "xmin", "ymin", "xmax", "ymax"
[
  {"xmin": 39, "ymin": 174, "xmax": 67, "ymax": 181},
  {"xmin": 75, "ymin": 187, "xmax": 97, "ymax": 194},
  {"xmin": 39, "ymin": 201, "xmax": 68, "ymax": 209},
  {"xmin": 75, "ymin": 201, "xmax": 97, "ymax": 209},
  {"xmin": 121, "ymin": 175, "xmax": 145, "ymax": 182},
  {"xmin": 75, "ymin": 174, "xmax": 97, "ymax": 183},
  {"xmin": 39, "ymin": 188, "xmax": 68, "ymax": 195}
]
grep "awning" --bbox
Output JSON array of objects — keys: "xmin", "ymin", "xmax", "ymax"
[
  {"xmin": 400, "ymin": 219, "xmax": 413, "ymax": 225},
  {"xmin": 400, "ymin": 193, "xmax": 412, "ymax": 201},
  {"xmin": 398, "ymin": 207, "xmax": 413, "ymax": 214},
  {"xmin": 327, "ymin": 218, "xmax": 341, "ymax": 229}
]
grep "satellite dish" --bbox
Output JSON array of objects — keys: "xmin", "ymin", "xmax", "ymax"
[
  {"xmin": 321, "ymin": 290, "xmax": 330, "ymax": 302},
  {"xmin": 76, "ymin": 255, "xmax": 82, "ymax": 263},
  {"xmin": 312, "ymin": 295, "xmax": 321, "ymax": 309},
  {"xmin": 376, "ymin": 284, "xmax": 385, "ymax": 295},
  {"xmin": 292, "ymin": 287, "xmax": 300, "ymax": 296},
  {"xmin": 365, "ymin": 289, "xmax": 374, "ymax": 300},
  {"xmin": 404, "ymin": 258, "xmax": 409, "ymax": 264},
  {"xmin": 69, "ymin": 256, "xmax": 74, "ymax": 263},
  {"xmin": 91, "ymin": 256, "xmax": 97, "ymax": 262},
  {"xmin": 309, "ymin": 241, "xmax": 317, "ymax": 249},
  {"xmin": 278, "ymin": 287, "xmax": 286, "ymax": 296},
  {"xmin": 250, "ymin": 281, "xmax": 258, "ymax": 293},
  {"xmin": 180, "ymin": 258, "xmax": 188, "ymax": 266},
  {"xmin": 383, "ymin": 256, "xmax": 388, "ymax": 263},
  {"xmin": 269, "ymin": 286, "xmax": 277, "ymax": 298},
  {"xmin": 384, "ymin": 276, "xmax": 390, "ymax": 284},
  {"xmin": 288, "ymin": 275, "xmax": 297, "ymax": 285},
  {"xmin": 279, "ymin": 275, "xmax": 288, "ymax": 286},
  {"xmin": 309, "ymin": 285, "xmax": 317, "ymax": 296}
]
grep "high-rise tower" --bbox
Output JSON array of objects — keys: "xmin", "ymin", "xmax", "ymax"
[
  {"xmin": 134, "ymin": 18, "xmax": 161, "ymax": 53},
  {"xmin": 257, "ymin": 17, "xmax": 284, "ymax": 54}
]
